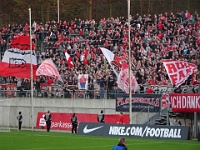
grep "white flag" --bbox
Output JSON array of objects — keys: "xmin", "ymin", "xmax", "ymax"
[
  {"xmin": 36, "ymin": 58, "xmax": 63, "ymax": 83},
  {"xmin": 100, "ymin": 47, "xmax": 121, "ymax": 76}
]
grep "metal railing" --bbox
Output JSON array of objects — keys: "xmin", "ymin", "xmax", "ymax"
[{"xmin": 0, "ymin": 88, "xmax": 169, "ymax": 99}]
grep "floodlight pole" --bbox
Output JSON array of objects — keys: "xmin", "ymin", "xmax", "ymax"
[
  {"xmin": 29, "ymin": 8, "xmax": 34, "ymax": 132},
  {"xmin": 128, "ymin": 0, "xmax": 132, "ymax": 124}
]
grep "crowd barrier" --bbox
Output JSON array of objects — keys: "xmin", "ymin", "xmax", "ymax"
[{"xmin": 0, "ymin": 83, "xmax": 199, "ymax": 98}]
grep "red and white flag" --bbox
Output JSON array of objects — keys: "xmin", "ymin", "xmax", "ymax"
[
  {"xmin": 162, "ymin": 60, "xmax": 198, "ymax": 87},
  {"xmin": 101, "ymin": 47, "xmax": 139, "ymax": 93},
  {"xmin": 36, "ymin": 58, "xmax": 63, "ymax": 83},
  {"xmin": 0, "ymin": 36, "xmax": 37, "ymax": 79},
  {"xmin": 161, "ymin": 93, "xmax": 171, "ymax": 108},
  {"xmin": 117, "ymin": 63, "xmax": 139, "ymax": 94},
  {"xmin": 64, "ymin": 51, "xmax": 73, "ymax": 68},
  {"xmin": 100, "ymin": 47, "xmax": 121, "ymax": 76}
]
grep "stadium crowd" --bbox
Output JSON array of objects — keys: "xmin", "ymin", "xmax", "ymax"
[{"xmin": 0, "ymin": 10, "xmax": 200, "ymax": 98}]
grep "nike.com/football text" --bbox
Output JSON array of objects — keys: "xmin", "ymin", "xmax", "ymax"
[{"xmin": 109, "ymin": 126, "xmax": 181, "ymax": 138}]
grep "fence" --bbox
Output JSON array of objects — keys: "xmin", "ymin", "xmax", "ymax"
[{"xmin": 0, "ymin": 83, "xmax": 199, "ymax": 99}]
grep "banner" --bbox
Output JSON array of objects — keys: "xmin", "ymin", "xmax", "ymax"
[
  {"xmin": 170, "ymin": 93, "xmax": 200, "ymax": 112},
  {"xmin": 0, "ymin": 36, "xmax": 37, "ymax": 79},
  {"xmin": 116, "ymin": 94, "xmax": 161, "ymax": 112},
  {"xmin": 162, "ymin": 60, "xmax": 198, "ymax": 87},
  {"xmin": 36, "ymin": 112, "xmax": 129, "ymax": 131},
  {"xmin": 78, "ymin": 74, "xmax": 88, "ymax": 90},
  {"xmin": 78, "ymin": 122, "xmax": 190, "ymax": 140},
  {"xmin": 117, "ymin": 63, "xmax": 139, "ymax": 93},
  {"xmin": 36, "ymin": 58, "xmax": 63, "ymax": 83},
  {"xmin": 143, "ymin": 84, "xmax": 199, "ymax": 93}
]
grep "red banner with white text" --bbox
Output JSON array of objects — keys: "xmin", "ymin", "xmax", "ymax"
[
  {"xmin": 36, "ymin": 112, "xmax": 129, "ymax": 131},
  {"xmin": 170, "ymin": 93, "xmax": 200, "ymax": 112}
]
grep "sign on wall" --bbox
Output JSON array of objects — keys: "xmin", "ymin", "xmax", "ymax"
[
  {"xmin": 36, "ymin": 112, "xmax": 130, "ymax": 131},
  {"xmin": 116, "ymin": 94, "xmax": 161, "ymax": 112},
  {"xmin": 170, "ymin": 93, "xmax": 200, "ymax": 112},
  {"xmin": 78, "ymin": 122, "xmax": 190, "ymax": 140}
]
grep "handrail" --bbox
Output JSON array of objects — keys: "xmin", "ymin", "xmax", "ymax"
[{"xmin": 132, "ymin": 105, "xmax": 151, "ymax": 124}]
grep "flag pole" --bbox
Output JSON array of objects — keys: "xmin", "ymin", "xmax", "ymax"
[
  {"xmin": 57, "ymin": 0, "xmax": 60, "ymax": 23},
  {"xmin": 29, "ymin": 8, "xmax": 34, "ymax": 132},
  {"xmin": 128, "ymin": 0, "xmax": 132, "ymax": 124}
]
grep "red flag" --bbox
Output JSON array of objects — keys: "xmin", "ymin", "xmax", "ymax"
[
  {"xmin": 162, "ymin": 60, "xmax": 198, "ymax": 87},
  {"xmin": 0, "ymin": 36, "xmax": 37, "ymax": 79},
  {"xmin": 36, "ymin": 58, "xmax": 63, "ymax": 83},
  {"xmin": 65, "ymin": 51, "xmax": 73, "ymax": 68}
]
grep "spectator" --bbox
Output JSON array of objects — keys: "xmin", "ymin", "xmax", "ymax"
[
  {"xmin": 146, "ymin": 86, "xmax": 154, "ymax": 94},
  {"xmin": 99, "ymin": 76, "xmax": 106, "ymax": 99},
  {"xmin": 174, "ymin": 86, "xmax": 182, "ymax": 93}
]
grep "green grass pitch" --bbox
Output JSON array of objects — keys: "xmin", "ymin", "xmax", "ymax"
[{"xmin": 0, "ymin": 130, "xmax": 199, "ymax": 150}]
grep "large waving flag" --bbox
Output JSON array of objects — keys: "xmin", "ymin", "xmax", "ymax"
[
  {"xmin": 64, "ymin": 51, "xmax": 73, "ymax": 68},
  {"xmin": 36, "ymin": 58, "xmax": 63, "ymax": 83},
  {"xmin": 117, "ymin": 63, "xmax": 139, "ymax": 94},
  {"xmin": 0, "ymin": 36, "xmax": 37, "ymax": 79},
  {"xmin": 100, "ymin": 47, "xmax": 121, "ymax": 76},
  {"xmin": 162, "ymin": 60, "xmax": 198, "ymax": 87},
  {"xmin": 101, "ymin": 47, "xmax": 139, "ymax": 93}
]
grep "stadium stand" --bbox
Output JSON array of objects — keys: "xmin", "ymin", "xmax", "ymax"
[{"xmin": 0, "ymin": 10, "xmax": 200, "ymax": 98}]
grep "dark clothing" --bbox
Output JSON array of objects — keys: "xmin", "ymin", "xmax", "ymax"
[
  {"xmin": 44, "ymin": 113, "xmax": 52, "ymax": 132},
  {"xmin": 87, "ymin": 83, "xmax": 94, "ymax": 99},
  {"xmin": 112, "ymin": 144, "xmax": 128, "ymax": 150},
  {"xmin": 71, "ymin": 115, "xmax": 78, "ymax": 133},
  {"xmin": 35, "ymin": 81, "xmax": 41, "ymax": 96},
  {"xmin": 174, "ymin": 87, "xmax": 182, "ymax": 93},
  {"xmin": 97, "ymin": 113, "xmax": 105, "ymax": 123},
  {"xmin": 18, "ymin": 122, "xmax": 22, "ymax": 130},
  {"xmin": 17, "ymin": 114, "xmax": 23, "ymax": 130}
]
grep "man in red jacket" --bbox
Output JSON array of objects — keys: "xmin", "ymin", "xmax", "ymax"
[{"xmin": 146, "ymin": 85, "xmax": 154, "ymax": 94}]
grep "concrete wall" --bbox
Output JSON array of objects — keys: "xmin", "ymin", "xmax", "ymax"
[{"xmin": 0, "ymin": 97, "xmax": 156, "ymax": 128}]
